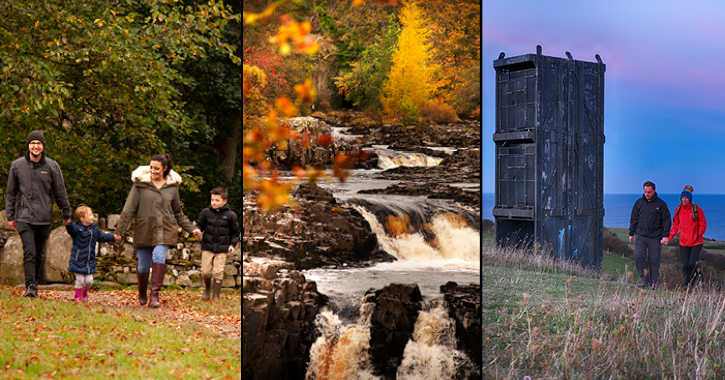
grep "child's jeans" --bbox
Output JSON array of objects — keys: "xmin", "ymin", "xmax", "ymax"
[
  {"xmin": 137, "ymin": 245, "xmax": 170, "ymax": 274},
  {"xmin": 201, "ymin": 251, "xmax": 227, "ymax": 281},
  {"xmin": 73, "ymin": 272, "xmax": 93, "ymax": 289}
]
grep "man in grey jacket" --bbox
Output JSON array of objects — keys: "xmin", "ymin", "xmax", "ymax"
[{"xmin": 6, "ymin": 130, "xmax": 72, "ymax": 298}]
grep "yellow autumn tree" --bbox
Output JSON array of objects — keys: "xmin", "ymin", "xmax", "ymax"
[{"xmin": 380, "ymin": 0, "xmax": 436, "ymax": 123}]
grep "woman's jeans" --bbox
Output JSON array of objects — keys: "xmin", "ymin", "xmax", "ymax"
[{"xmin": 137, "ymin": 245, "xmax": 169, "ymax": 274}]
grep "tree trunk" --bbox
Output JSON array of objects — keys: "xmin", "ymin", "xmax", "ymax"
[{"xmin": 215, "ymin": 113, "xmax": 240, "ymax": 180}]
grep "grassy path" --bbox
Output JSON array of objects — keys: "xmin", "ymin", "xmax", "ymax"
[{"xmin": 0, "ymin": 285, "xmax": 241, "ymax": 379}]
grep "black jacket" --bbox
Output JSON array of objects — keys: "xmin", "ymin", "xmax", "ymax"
[
  {"xmin": 6, "ymin": 152, "xmax": 72, "ymax": 225},
  {"xmin": 196, "ymin": 204, "xmax": 240, "ymax": 254},
  {"xmin": 629, "ymin": 193, "xmax": 672, "ymax": 240}
]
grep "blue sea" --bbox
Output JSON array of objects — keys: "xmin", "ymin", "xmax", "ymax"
[{"xmin": 483, "ymin": 193, "xmax": 725, "ymax": 242}]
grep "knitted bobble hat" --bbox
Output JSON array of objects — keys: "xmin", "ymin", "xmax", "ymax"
[
  {"xmin": 681, "ymin": 185, "xmax": 693, "ymax": 202},
  {"xmin": 26, "ymin": 130, "xmax": 45, "ymax": 146}
]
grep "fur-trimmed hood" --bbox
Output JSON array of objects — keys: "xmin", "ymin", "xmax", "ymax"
[{"xmin": 131, "ymin": 166, "xmax": 182, "ymax": 186}]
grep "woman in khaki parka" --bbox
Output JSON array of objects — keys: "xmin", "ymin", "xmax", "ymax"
[{"xmin": 115, "ymin": 154, "xmax": 201, "ymax": 308}]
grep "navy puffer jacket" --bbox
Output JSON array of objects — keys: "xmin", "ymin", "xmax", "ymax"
[
  {"xmin": 196, "ymin": 204, "xmax": 240, "ymax": 254},
  {"xmin": 66, "ymin": 222, "xmax": 116, "ymax": 274}
]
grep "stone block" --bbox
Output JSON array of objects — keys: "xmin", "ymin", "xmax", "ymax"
[
  {"xmin": 107, "ymin": 214, "xmax": 120, "ymax": 230},
  {"xmin": 0, "ymin": 210, "xmax": 9, "ymax": 231},
  {"xmin": 44, "ymin": 227, "xmax": 74, "ymax": 284},
  {"xmin": 0, "ymin": 235, "xmax": 24, "ymax": 285},
  {"xmin": 116, "ymin": 272, "xmax": 137, "ymax": 284},
  {"xmin": 176, "ymin": 273, "xmax": 191, "ymax": 287},
  {"xmin": 222, "ymin": 276, "xmax": 236, "ymax": 288},
  {"xmin": 224, "ymin": 264, "xmax": 237, "ymax": 276},
  {"xmin": 121, "ymin": 244, "xmax": 135, "ymax": 259}
]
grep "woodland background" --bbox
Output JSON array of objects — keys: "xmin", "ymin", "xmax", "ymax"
[
  {"xmin": 0, "ymin": 0, "xmax": 242, "ymax": 223},
  {"xmin": 243, "ymin": 0, "xmax": 481, "ymax": 209}
]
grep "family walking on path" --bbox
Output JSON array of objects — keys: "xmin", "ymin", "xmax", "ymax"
[
  {"xmin": 629, "ymin": 181, "xmax": 707, "ymax": 291},
  {"xmin": 5, "ymin": 130, "xmax": 240, "ymax": 307}
]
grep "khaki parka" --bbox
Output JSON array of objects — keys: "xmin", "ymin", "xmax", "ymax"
[{"xmin": 115, "ymin": 166, "xmax": 196, "ymax": 248}]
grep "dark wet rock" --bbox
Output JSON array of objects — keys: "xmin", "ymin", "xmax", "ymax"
[
  {"xmin": 243, "ymin": 258, "xmax": 328, "ymax": 380},
  {"xmin": 358, "ymin": 181, "xmax": 481, "ymax": 210},
  {"xmin": 440, "ymin": 281, "xmax": 482, "ymax": 380},
  {"xmin": 243, "ymin": 184, "xmax": 394, "ymax": 270},
  {"xmin": 366, "ymin": 283, "xmax": 424, "ymax": 379}
]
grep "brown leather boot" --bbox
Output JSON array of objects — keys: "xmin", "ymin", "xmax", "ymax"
[
  {"xmin": 202, "ymin": 275, "xmax": 212, "ymax": 300},
  {"xmin": 211, "ymin": 279, "xmax": 222, "ymax": 301},
  {"xmin": 148, "ymin": 263, "xmax": 167, "ymax": 308},
  {"xmin": 137, "ymin": 272, "xmax": 150, "ymax": 306}
]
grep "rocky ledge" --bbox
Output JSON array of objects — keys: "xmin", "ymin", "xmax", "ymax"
[
  {"xmin": 243, "ymin": 184, "xmax": 395, "ymax": 270},
  {"xmin": 242, "ymin": 257, "xmax": 328, "ymax": 380}
]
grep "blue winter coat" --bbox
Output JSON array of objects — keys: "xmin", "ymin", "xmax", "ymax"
[{"xmin": 66, "ymin": 222, "xmax": 116, "ymax": 274}]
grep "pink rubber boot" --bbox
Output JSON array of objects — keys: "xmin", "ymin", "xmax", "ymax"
[{"xmin": 74, "ymin": 288, "xmax": 83, "ymax": 302}]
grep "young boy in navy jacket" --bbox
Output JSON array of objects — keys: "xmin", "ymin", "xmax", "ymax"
[
  {"xmin": 66, "ymin": 205, "xmax": 121, "ymax": 302},
  {"xmin": 195, "ymin": 187, "xmax": 240, "ymax": 300}
]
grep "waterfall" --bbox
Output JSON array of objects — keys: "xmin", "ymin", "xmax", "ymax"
[
  {"xmin": 374, "ymin": 150, "xmax": 444, "ymax": 170},
  {"xmin": 397, "ymin": 306, "xmax": 472, "ymax": 380},
  {"xmin": 306, "ymin": 302, "xmax": 380, "ymax": 380},
  {"xmin": 306, "ymin": 303, "xmax": 471, "ymax": 380},
  {"xmin": 352, "ymin": 203, "xmax": 480, "ymax": 265}
]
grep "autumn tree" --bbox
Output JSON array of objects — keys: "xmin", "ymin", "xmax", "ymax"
[
  {"xmin": 420, "ymin": 0, "xmax": 481, "ymax": 116},
  {"xmin": 380, "ymin": 0, "xmax": 437, "ymax": 123},
  {"xmin": 0, "ymin": 0, "xmax": 239, "ymax": 217}
]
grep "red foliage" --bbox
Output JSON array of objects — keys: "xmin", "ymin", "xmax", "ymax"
[{"xmin": 243, "ymin": 42, "xmax": 293, "ymax": 101}]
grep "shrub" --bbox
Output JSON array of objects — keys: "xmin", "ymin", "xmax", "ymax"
[
  {"xmin": 603, "ymin": 228, "xmax": 633, "ymax": 257},
  {"xmin": 419, "ymin": 100, "xmax": 460, "ymax": 124}
]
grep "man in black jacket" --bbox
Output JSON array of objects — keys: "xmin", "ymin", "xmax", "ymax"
[
  {"xmin": 6, "ymin": 130, "xmax": 72, "ymax": 298},
  {"xmin": 629, "ymin": 181, "xmax": 671, "ymax": 290}
]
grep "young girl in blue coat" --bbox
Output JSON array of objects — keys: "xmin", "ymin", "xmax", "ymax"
[{"xmin": 66, "ymin": 205, "xmax": 121, "ymax": 302}]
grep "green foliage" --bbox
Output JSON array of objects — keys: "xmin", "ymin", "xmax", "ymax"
[
  {"xmin": 334, "ymin": 13, "xmax": 400, "ymax": 109},
  {"xmin": 0, "ymin": 0, "xmax": 240, "ymax": 217}
]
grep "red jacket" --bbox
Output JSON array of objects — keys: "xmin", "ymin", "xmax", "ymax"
[{"xmin": 668, "ymin": 203, "xmax": 706, "ymax": 247}]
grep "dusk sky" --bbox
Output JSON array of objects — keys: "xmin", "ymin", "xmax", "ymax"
[{"xmin": 482, "ymin": 0, "xmax": 725, "ymax": 195}]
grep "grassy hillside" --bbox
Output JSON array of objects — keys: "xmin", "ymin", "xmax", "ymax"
[{"xmin": 482, "ymin": 244, "xmax": 725, "ymax": 379}]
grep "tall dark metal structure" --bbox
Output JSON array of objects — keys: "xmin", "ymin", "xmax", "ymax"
[{"xmin": 492, "ymin": 46, "xmax": 605, "ymax": 267}]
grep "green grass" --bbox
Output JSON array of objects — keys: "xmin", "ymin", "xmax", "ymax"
[
  {"xmin": 483, "ymin": 244, "xmax": 725, "ymax": 379},
  {"xmin": 0, "ymin": 286, "xmax": 240, "ymax": 379}
]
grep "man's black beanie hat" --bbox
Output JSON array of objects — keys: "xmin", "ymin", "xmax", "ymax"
[{"xmin": 26, "ymin": 130, "xmax": 45, "ymax": 146}]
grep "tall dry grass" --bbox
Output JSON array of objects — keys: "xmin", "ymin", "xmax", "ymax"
[{"xmin": 483, "ymin": 243, "xmax": 725, "ymax": 379}]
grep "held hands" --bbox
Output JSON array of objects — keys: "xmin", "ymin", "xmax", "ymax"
[
  {"xmin": 113, "ymin": 234, "xmax": 122, "ymax": 241},
  {"xmin": 629, "ymin": 236, "xmax": 634, "ymax": 243},
  {"xmin": 228, "ymin": 245, "xmax": 235, "ymax": 254},
  {"xmin": 661, "ymin": 237, "xmax": 670, "ymax": 245},
  {"xmin": 8, "ymin": 220, "xmax": 15, "ymax": 231},
  {"xmin": 192, "ymin": 229, "xmax": 202, "ymax": 238},
  {"xmin": 63, "ymin": 219, "xmax": 70, "ymax": 227}
]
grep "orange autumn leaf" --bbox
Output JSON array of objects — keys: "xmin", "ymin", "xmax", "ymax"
[
  {"xmin": 275, "ymin": 96, "xmax": 297, "ymax": 117},
  {"xmin": 294, "ymin": 79, "xmax": 316, "ymax": 104},
  {"xmin": 316, "ymin": 134, "xmax": 333, "ymax": 145}
]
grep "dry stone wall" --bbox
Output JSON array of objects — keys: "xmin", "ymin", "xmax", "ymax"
[{"xmin": 0, "ymin": 210, "xmax": 242, "ymax": 288}]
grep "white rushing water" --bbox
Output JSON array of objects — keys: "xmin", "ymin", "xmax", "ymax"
[
  {"xmin": 301, "ymin": 128, "xmax": 478, "ymax": 378},
  {"xmin": 306, "ymin": 303, "xmax": 380, "ymax": 380},
  {"xmin": 397, "ymin": 306, "xmax": 472, "ymax": 380}
]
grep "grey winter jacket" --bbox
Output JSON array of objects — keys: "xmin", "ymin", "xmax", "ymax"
[
  {"xmin": 115, "ymin": 166, "xmax": 197, "ymax": 248},
  {"xmin": 6, "ymin": 152, "xmax": 72, "ymax": 225}
]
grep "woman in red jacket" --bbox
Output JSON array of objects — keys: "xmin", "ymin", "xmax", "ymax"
[{"xmin": 667, "ymin": 185, "xmax": 707, "ymax": 289}]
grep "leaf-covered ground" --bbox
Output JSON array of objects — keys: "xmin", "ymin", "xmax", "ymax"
[
  {"xmin": 26, "ymin": 286, "xmax": 241, "ymax": 340},
  {"xmin": 0, "ymin": 285, "xmax": 241, "ymax": 379}
]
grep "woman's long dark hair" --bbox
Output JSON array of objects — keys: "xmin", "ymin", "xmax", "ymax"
[{"xmin": 151, "ymin": 153, "xmax": 173, "ymax": 178}]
